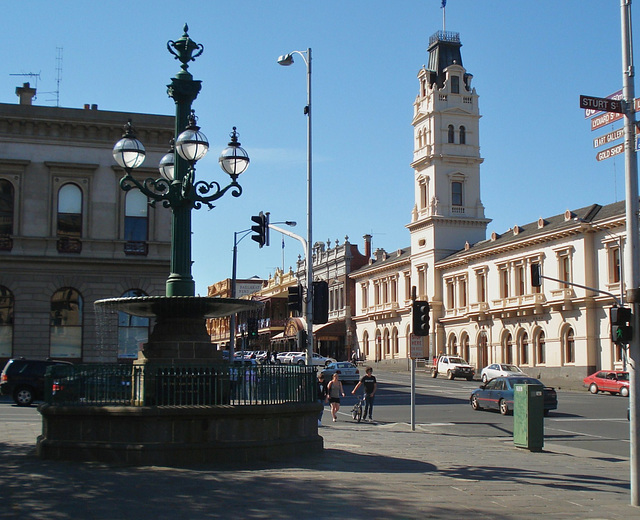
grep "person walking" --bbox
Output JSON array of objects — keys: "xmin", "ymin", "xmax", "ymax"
[
  {"xmin": 327, "ymin": 372, "xmax": 345, "ymax": 422},
  {"xmin": 352, "ymin": 366, "xmax": 377, "ymax": 422},
  {"xmin": 317, "ymin": 373, "xmax": 328, "ymax": 426}
]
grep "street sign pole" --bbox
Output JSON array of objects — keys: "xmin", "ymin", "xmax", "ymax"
[{"xmin": 620, "ymin": 0, "xmax": 640, "ymax": 506}]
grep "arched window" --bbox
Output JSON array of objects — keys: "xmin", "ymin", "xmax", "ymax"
[
  {"xmin": 0, "ymin": 179, "xmax": 14, "ymax": 251},
  {"xmin": 564, "ymin": 327, "xmax": 575, "ymax": 364},
  {"xmin": 383, "ymin": 328, "xmax": 390, "ymax": 356},
  {"xmin": 520, "ymin": 332, "xmax": 529, "ymax": 365},
  {"xmin": 448, "ymin": 333, "xmax": 458, "ymax": 355},
  {"xmin": 451, "ymin": 75, "xmax": 460, "ymax": 94},
  {"xmin": 57, "ymin": 183, "xmax": 82, "ymax": 253},
  {"xmin": 392, "ymin": 327, "xmax": 399, "ymax": 356},
  {"xmin": 362, "ymin": 331, "xmax": 370, "ymax": 359},
  {"xmin": 124, "ymin": 190, "xmax": 148, "ymax": 255},
  {"xmin": 504, "ymin": 332, "xmax": 513, "ymax": 364},
  {"xmin": 447, "ymin": 125, "xmax": 455, "ymax": 143},
  {"xmin": 118, "ymin": 289, "xmax": 150, "ymax": 359},
  {"xmin": 420, "ymin": 182, "xmax": 428, "ymax": 210},
  {"xmin": 477, "ymin": 332, "xmax": 488, "ymax": 368},
  {"xmin": 459, "ymin": 126, "xmax": 466, "ymax": 144},
  {"xmin": 452, "ymin": 181, "xmax": 463, "ymax": 206},
  {"xmin": 50, "ymin": 288, "xmax": 83, "ymax": 359},
  {"xmin": 536, "ymin": 330, "xmax": 546, "ymax": 364},
  {"xmin": 0, "ymin": 286, "xmax": 14, "ymax": 358},
  {"xmin": 461, "ymin": 334, "xmax": 469, "ymax": 361}
]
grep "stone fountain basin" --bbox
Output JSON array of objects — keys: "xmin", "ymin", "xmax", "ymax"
[{"xmin": 94, "ymin": 296, "xmax": 262, "ymax": 318}]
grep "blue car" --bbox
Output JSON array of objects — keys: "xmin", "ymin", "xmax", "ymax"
[{"xmin": 470, "ymin": 376, "xmax": 558, "ymax": 416}]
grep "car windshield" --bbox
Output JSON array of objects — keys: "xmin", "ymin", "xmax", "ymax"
[
  {"xmin": 501, "ymin": 364, "xmax": 520, "ymax": 372},
  {"xmin": 449, "ymin": 357, "xmax": 466, "ymax": 364}
]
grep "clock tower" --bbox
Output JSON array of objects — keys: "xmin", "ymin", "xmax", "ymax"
[{"xmin": 408, "ymin": 30, "xmax": 490, "ymax": 301}]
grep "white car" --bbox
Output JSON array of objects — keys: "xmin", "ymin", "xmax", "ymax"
[
  {"xmin": 290, "ymin": 352, "xmax": 336, "ymax": 367},
  {"xmin": 480, "ymin": 363, "xmax": 526, "ymax": 383},
  {"xmin": 280, "ymin": 352, "xmax": 304, "ymax": 364},
  {"xmin": 321, "ymin": 362, "xmax": 360, "ymax": 383}
]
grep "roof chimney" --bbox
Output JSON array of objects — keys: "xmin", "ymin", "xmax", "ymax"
[
  {"xmin": 363, "ymin": 234, "xmax": 372, "ymax": 258},
  {"xmin": 16, "ymin": 83, "xmax": 36, "ymax": 105}
]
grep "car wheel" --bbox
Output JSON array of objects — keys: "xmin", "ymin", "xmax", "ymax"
[
  {"xmin": 431, "ymin": 368, "xmax": 438, "ymax": 378},
  {"xmin": 589, "ymin": 383, "xmax": 599, "ymax": 394},
  {"xmin": 499, "ymin": 399, "xmax": 509, "ymax": 415},
  {"xmin": 14, "ymin": 386, "xmax": 34, "ymax": 406},
  {"xmin": 447, "ymin": 370, "xmax": 454, "ymax": 380},
  {"xmin": 297, "ymin": 360, "xmax": 305, "ymax": 366},
  {"xmin": 482, "ymin": 374, "xmax": 488, "ymax": 383},
  {"xmin": 470, "ymin": 395, "xmax": 482, "ymax": 411},
  {"xmin": 466, "ymin": 376, "xmax": 474, "ymax": 381},
  {"xmin": 621, "ymin": 387, "xmax": 630, "ymax": 398}
]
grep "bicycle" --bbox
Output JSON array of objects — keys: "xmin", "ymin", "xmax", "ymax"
[{"xmin": 351, "ymin": 394, "xmax": 365, "ymax": 423}]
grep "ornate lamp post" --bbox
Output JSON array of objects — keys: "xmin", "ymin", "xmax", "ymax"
[{"xmin": 113, "ymin": 24, "xmax": 250, "ymax": 297}]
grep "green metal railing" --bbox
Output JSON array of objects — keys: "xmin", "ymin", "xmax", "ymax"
[{"xmin": 45, "ymin": 363, "xmax": 316, "ymax": 406}]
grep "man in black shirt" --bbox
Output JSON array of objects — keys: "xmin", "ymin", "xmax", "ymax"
[{"xmin": 352, "ymin": 366, "xmax": 377, "ymax": 422}]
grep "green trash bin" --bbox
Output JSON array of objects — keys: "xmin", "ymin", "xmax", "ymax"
[{"xmin": 513, "ymin": 383, "xmax": 544, "ymax": 451}]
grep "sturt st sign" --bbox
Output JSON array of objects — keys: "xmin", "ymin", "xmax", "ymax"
[{"xmin": 580, "ymin": 95, "xmax": 625, "ymax": 114}]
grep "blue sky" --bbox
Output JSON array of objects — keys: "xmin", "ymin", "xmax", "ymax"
[{"xmin": 1, "ymin": 1, "xmax": 632, "ymax": 295}]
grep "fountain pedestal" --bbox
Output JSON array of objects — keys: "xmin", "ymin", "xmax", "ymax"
[{"xmin": 36, "ymin": 295, "xmax": 324, "ymax": 466}]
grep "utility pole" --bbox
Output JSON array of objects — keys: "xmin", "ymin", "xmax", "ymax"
[{"xmin": 620, "ymin": 0, "xmax": 639, "ymax": 506}]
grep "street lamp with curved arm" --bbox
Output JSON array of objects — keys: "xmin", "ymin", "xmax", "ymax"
[{"xmin": 277, "ymin": 47, "xmax": 314, "ymax": 366}]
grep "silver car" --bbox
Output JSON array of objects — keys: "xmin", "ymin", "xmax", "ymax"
[
  {"xmin": 290, "ymin": 352, "xmax": 336, "ymax": 366},
  {"xmin": 321, "ymin": 362, "xmax": 361, "ymax": 383},
  {"xmin": 480, "ymin": 363, "xmax": 525, "ymax": 383}
]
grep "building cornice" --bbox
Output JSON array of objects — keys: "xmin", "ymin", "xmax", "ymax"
[{"xmin": 0, "ymin": 103, "xmax": 174, "ymax": 151}]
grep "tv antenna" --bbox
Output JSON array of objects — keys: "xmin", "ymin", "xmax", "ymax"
[
  {"xmin": 53, "ymin": 47, "xmax": 63, "ymax": 107},
  {"xmin": 43, "ymin": 47, "xmax": 63, "ymax": 106},
  {"xmin": 9, "ymin": 72, "xmax": 41, "ymax": 99}
]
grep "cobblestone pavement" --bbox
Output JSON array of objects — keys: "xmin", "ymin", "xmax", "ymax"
[{"xmin": 0, "ymin": 404, "xmax": 636, "ymax": 520}]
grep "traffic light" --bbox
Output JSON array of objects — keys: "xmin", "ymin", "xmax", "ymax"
[
  {"xmin": 250, "ymin": 211, "xmax": 269, "ymax": 248},
  {"xmin": 412, "ymin": 300, "xmax": 430, "ymax": 336},
  {"xmin": 610, "ymin": 306, "xmax": 632, "ymax": 344},
  {"xmin": 312, "ymin": 280, "xmax": 329, "ymax": 324},
  {"xmin": 247, "ymin": 317, "xmax": 259, "ymax": 338},
  {"xmin": 531, "ymin": 263, "xmax": 542, "ymax": 287},
  {"xmin": 288, "ymin": 285, "xmax": 302, "ymax": 314}
]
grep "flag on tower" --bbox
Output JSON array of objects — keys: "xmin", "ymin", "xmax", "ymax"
[{"xmin": 441, "ymin": 0, "xmax": 446, "ymax": 8}]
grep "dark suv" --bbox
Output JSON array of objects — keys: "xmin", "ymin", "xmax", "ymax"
[{"xmin": 0, "ymin": 358, "xmax": 73, "ymax": 406}]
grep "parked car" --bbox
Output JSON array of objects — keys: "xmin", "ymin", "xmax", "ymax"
[
  {"xmin": 583, "ymin": 370, "xmax": 629, "ymax": 397},
  {"xmin": 431, "ymin": 355, "xmax": 475, "ymax": 380},
  {"xmin": 321, "ymin": 362, "xmax": 360, "ymax": 383},
  {"xmin": 280, "ymin": 352, "xmax": 304, "ymax": 364},
  {"xmin": 470, "ymin": 376, "xmax": 558, "ymax": 416},
  {"xmin": 480, "ymin": 363, "xmax": 526, "ymax": 383},
  {"xmin": 290, "ymin": 352, "xmax": 336, "ymax": 367},
  {"xmin": 254, "ymin": 351, "xmax": 269, "ymax": 363},
  {"xmin": 0, "ymin": 358, "xmax": 73, "ymax": 406},
  {"xmin": 274, "ymin": 352, "xmax": 292, "ymax": 364}
]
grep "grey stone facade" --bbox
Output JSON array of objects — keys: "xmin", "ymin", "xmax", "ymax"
[{"xmin": 0, "ymin": 85, "xmax": 173, "ymax": 364}]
